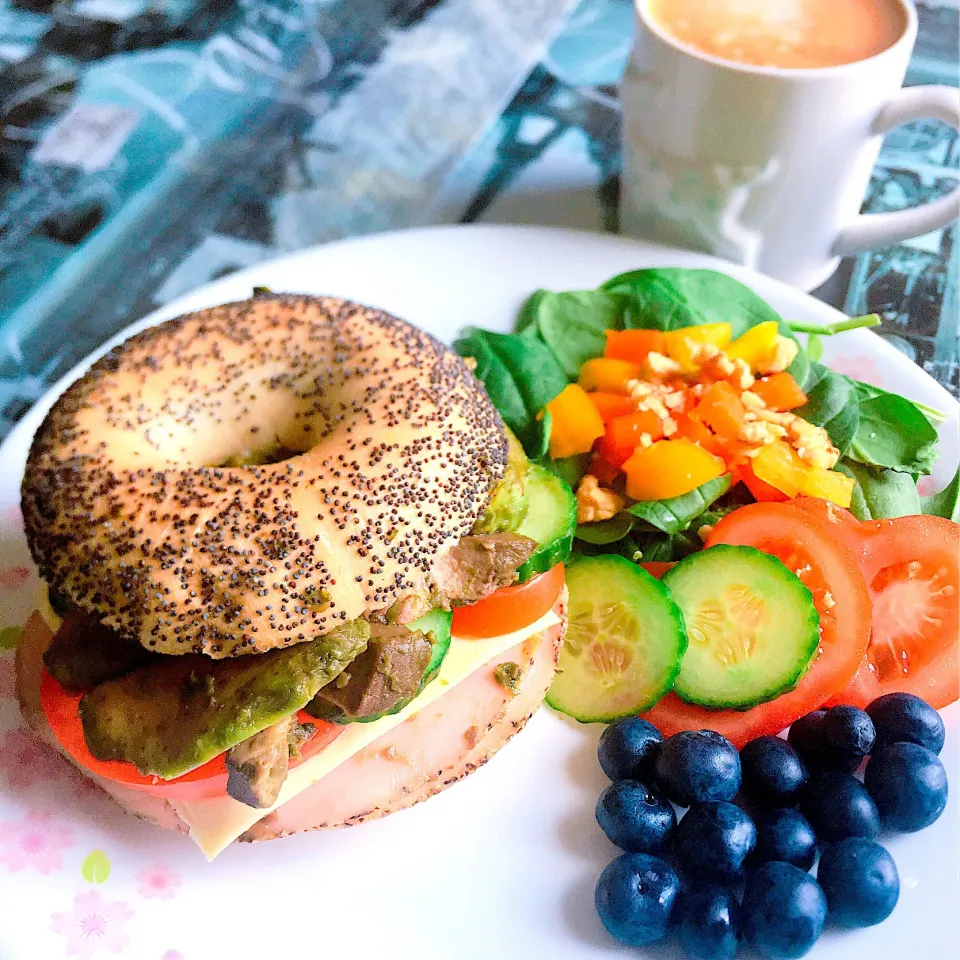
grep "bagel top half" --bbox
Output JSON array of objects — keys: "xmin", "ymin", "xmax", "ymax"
[{"xmin": 22, "ymin": 294, "xmax": 508, "ymax": 658}]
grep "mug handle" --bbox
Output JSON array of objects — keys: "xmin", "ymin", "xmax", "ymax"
[{"xmin": 833, "ymin": 85, "xmax": 960, "ymax": 256}]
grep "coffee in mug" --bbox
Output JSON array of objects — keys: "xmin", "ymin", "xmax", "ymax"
[
  {"xmin": 648, "ymin": 0, "xmax": 906, "ymax": 70},
  {"xmin": 620, "ymin": 0, "xmax": 960, "ymax": 289}
]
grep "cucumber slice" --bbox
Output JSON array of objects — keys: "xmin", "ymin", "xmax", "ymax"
[
  {"xmin": 546, "ymin": 556, "xmax": 687, "ymax": 723},
  {"xmin": 515, "ymin": 463, "xmax": 577, "ymax": 581},
  {"xmin": 310, "ymin": 609, "xmax": 452, "ymax": 725},
  {"xmin": 665, "ymin": 545, "xmax": 820, "ymax": 710}
]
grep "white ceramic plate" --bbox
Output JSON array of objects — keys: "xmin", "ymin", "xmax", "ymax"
[{"xmin": 0, "ymin": 226, "xmax": 956, "ymax": 960}]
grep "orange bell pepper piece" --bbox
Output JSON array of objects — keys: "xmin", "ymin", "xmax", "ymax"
[
  {"xmin": 605, "ymin": 329, "xmax": 667, "ymax": 364},
  {"xmin": 596, "ymin": 410, "xmax": 665, "ymax": 467},
  {"xmin": 751, "ymin": 373, "xmax": 808, "ymax": 411},
  {"xmin": 624, "ymin": 438, "xmax": 726, "ymax": 501},
  {"xmin": 693, "ymin": 381, "xmax": 745, "ymax": 440},
  {"xmin": 674, "ymin": 413, "xmax": 725, "ymax": 458},
  {"xmin": 752, "ymin": 441, "xmax": 854, "ymax": 508},
  {"xmin": 545, "ymin": 384, "xmax": 605, "ymax": 460},
  {"xmin": 587, "ymin": 391, "xmax": 636, "ymax": 423},
  {"xmin": 578, "ymin": 358, "xmax": 642, "ymax": 394}
]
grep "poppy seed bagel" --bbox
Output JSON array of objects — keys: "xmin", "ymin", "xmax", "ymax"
[{"xmin": 21, "ymin": 293, "xmax": 508, "ymax": 658}]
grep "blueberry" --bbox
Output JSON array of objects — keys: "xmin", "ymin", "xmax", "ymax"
[
  {"xmin": 741, "ymin": 736, "xmax": 808, "ymax": 807},
  {"xmin": 787, "ymin": 709, "xmax": 826, "ymax": 766},
  {"xmin": 867, "ymin": 693, "xmax": 945, "ymax": 755},
  {"xmin": 752, "ymin": 808, "xmax": 818, "ymax": 871},
  {"xmin": 674, "ymin": 801, "xmax": 756, "ymax": 882},
  {"xmin": 655, "ymin": 731, "xmax": 741, "ymax": 807},
  {"xmin": 676, "ymin": 886, "xmax": 740, "ymax": 960},
  {"xmin": 800, "ymin": 771, "xmax": 880, "ymax": 842},
  {"xmin": 742, "ymin": 862, "xmax": 827, "ymax": 959},
  {"xmin": 594, "ymin": 853, "xmax": 680, "ymax": 947},
  {"xmin": 817, "ymin": 838, "xmax": 899, "ymax": 927},
  {"xmin": 598, "ymin": 717, "xmax": 663, "ymax": 782},
  {"xmin": 865, "ymin": 742, "xmax": 948, "ymax": 832},
  {"xmin": 596, "ymin": 781, "xmax": 676, "ymax": 853},
  {"xmin": 815, "ymin": 706, "xmax": 876, "ymax": 771}
]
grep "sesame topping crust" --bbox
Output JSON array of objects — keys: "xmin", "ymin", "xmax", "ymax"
[{"xmin": 22, "ymin": 294, "xmax": 508, "ymax": 658}]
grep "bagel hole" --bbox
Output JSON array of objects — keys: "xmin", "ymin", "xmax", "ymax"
[{"xmin": 215, "ymin": 440, "xmax": 309, "ymax": 468}]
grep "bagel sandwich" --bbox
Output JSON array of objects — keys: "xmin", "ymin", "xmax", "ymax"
[{"xmin": 16, "ymin": 293, "xmax": 572, "ymax": 859}]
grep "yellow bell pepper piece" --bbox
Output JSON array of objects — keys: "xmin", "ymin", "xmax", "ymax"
[
  {"xmin": 726, "ymin": 321, "xmax": 780, "ymax": 370},
  {"xmin": 663, "ymin": 323, "xmax": 732, "ymax": 371},
  {"xmin": 578, "ymin": 358, "xmax": 642, "ymax": 394},
  {"xmin": 752, "ymin": 441, "xmax": 854, "ymax": 508},
  {"xmin": 545, "ymin": 384, "xmax": 606, "ymax": 460},
  {"xmin": 623, "ymin": 438, "xmax": 726, "ymax": 501}
]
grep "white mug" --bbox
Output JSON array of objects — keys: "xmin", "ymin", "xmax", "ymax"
[{"xmin": 619, "ymin": 0, "xmax": 960, "ymax": 290}]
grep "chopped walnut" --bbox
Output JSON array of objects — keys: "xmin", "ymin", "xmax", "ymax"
[
  {"xmin": 644, "ymin": 351, "xmax": 683, "ymax": 378},
  {"xmin": 702, "ymin": 351, "xmax": 736, "ymax": 380},
  {"xmin": 822, "ymin": 591, "xmax": 836, "ymax": 610},
  {"xmin": 688, "ymin": 341, "xmax": 721, "ymax": 366},
  {"xmin": 738, "ymin": 420, "xmax": 787, "ymax": 445},
  {"xmin": 730, "ymin": 358, "xmax": 755, "ymax": 390},
  {"xmin": 741, "ymin": 390, "xmax": 766, "ymax": 412},
  {"xmin": 576, "ymin": 475, "xmax": 625, "ymax": 523},
  {"xmin": 761, "ymin": 335, "xmax": 799, "ymax": 374},
  {"xmin": 788, "ymin": 418, "xmax": 839, "ymax": 468},
  {"xmin": 462, "ymin": 356, "xmax": 478, "ymax": 372},
  {"xmin": 698, "ymin": 524, "xmax": 714, "ymax": 543},
  {"xmin": 639, "ymin": 432, "xmax": 653, "ymax": 448},
  {"xmin": 662, "ymin": 416, "xmax": 678, "ymax": 437}
]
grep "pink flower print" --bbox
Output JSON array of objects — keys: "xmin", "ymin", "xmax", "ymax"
[
  {"xmin": 162, "ymin": 952, "xmax": 185, "ymax": 960},
  {"xmin": 51, "ymin": 890, "xmax": 132, "ymax": 958},
  {"xmin": 0, "ymin": 726, "xmax": 68, "ymax": 789},
  {"xmin": 826, "ymin": 353, "xmax": 883, "ymax": 387},
  {"xmin": 0, "ymin": 565, "xmax": 29, "ymax": 591},
  {"xmin": 0, "ymin": 655, "xmax": 14, "ymax": 699},
  {"xmin": 137, "ymin": 863, "xmax": 182, "ymax": 900},
  {"xmin": 0, "ymin": 810, "xmax": 73, "ymax": 873}
]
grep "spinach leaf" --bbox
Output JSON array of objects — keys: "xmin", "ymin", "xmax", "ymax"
[
  {"xmin": 619, "ymin": 505, "xmax": 736, "ymax": 563},
  {"xmin": 525, "ymin": 290, "xmax": 625, "ymax": 379},
  {"xmin": 528, "ymin": 409, "xmax": 552, "ymax": 461},
  {"xmin": 454, "ymin": 328, "xmax": 568, "ymax": 456},
  {"xmin": 853, "ymin": 382, "xmax": 947, "ymax": 426},
  {"xmin": 601, "ymin": 268, "xmax": 781, "ymax": 337},
  {"xmin": 921, "ymin": 466, "xmax": 960, "ymax": 522},
  {"xmin": 793, "ymin": 362, "xmax": 859, "ymax": 455},
  {"xmin": 847, "ymin": 388, "xmax": 939, "ymax": 474},
  {"xmin": 804, "ymin": 333, "xmax": 824, "ymax": 363},
  {"xmin": 546, "ymin": 452, "xmax": 590, "ymax": 491},
  {"xmin": 837, "ymin": 461, "xmax": 921, "ymax": 521},
  {"xmin": 575, "ymin": 513, "xmax": 634, "ymax": 545},
  {"xmin": 626, "ymin": 474, "xmax": 732, "ymax": 534},
  {"xmin": 515, "ymin": 289, "xmax": 549, "ymax": 334}
]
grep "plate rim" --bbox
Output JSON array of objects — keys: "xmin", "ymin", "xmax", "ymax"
[{"xmin": 3, "ymin": 225, "xmax": 957, "ymax": 462}]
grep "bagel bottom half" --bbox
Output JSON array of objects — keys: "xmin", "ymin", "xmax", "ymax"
[{"xmin": 16, "ymin": 591, "xmax": 567, "ymax": 858}]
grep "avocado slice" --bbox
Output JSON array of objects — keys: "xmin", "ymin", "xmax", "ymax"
[
  {"xmin": 472, "ymin": 427, "xmax": 529, "ymax": 534},
  {"xmin": 79, "ymin": 619, "xmax": 369, "ymax": 780}
]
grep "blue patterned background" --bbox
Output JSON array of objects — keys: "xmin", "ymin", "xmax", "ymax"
[{"xmin": 0, "ymin": 0, "xmax": 955, "ymax": 436}]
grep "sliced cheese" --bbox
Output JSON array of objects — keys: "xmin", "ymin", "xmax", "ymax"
[{"xmin": 171, "ymin": 608, "xmax": 562, "ymax": 859}]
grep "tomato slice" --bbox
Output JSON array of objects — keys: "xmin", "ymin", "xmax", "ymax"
[
  {"xmin": 641, "ymin": 502, "xmax": 872, "ymax": 747},
  {"xmin": 451, "ymin": 564, "xmax": 565, "ymax": 639},
  {"xmin": 40, "ymin": 670, "xmax": 342, "ymax": 800},
  {"xmin": 641, "ymin": 562, "xmax": 675, "ymax": 580},
  {"xmin": 828, "ymin": 514, "xmax": 959, "ymax": 710}
]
